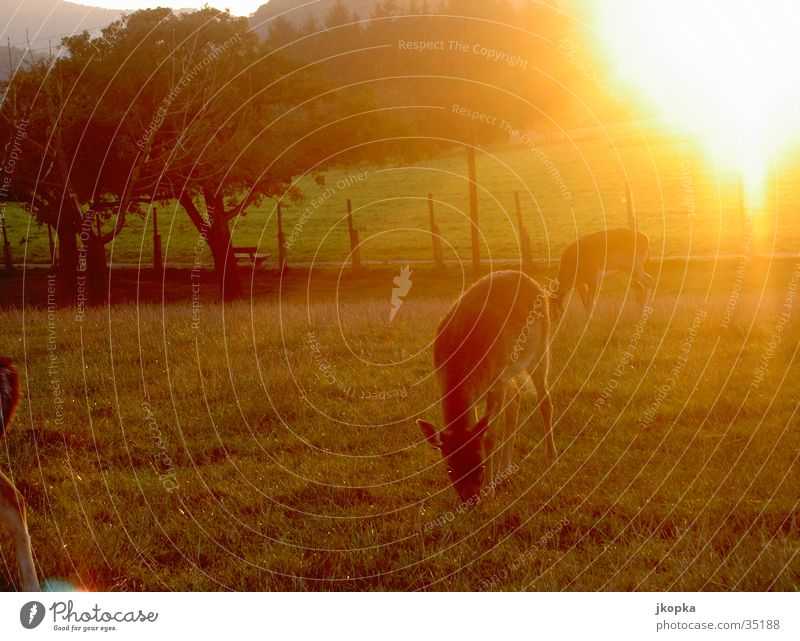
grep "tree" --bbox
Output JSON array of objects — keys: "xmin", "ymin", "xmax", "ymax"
[
  {"xmin": 2, "ymin": 7, "xmax": 374, "ymax": 302},
  {"xmin": 0, "ymin": 15, "xmax": 171, "ymax": 304},
  {"xmin": 132, "ymin": 8, "xmax": 361, "ymax": 301},
  {"xmin": 266, "ymin": 16, "xmax": 301, "ymax": 50}
]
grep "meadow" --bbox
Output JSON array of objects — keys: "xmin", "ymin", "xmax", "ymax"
[
  {"xmin": 1, "ymin": 257, "xmax": 798, "ymax": 591},
  {"xmin": 6, "ymin": 122, "xmax": 800, "ymax": 271}
]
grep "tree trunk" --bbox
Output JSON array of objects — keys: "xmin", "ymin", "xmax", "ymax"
[
  {"xmin": 84, "ymin": 232, "xmax": 108, "ymax": 305},
  {"xmin": 207, "ymin": 220, "xmax": 243, "ymax": 302},
  {"xmin": 56, "ymin": 223, "xmax": 79, "ymax": 305},
  {"xmin": 179, "ymin": 191, "xmax": 244, "ymax": 303},
  {"xmin": 205, "ymin": 193, "xmax": 243, "ymax": 302}
]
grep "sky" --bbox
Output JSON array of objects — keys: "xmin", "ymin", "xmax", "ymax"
[{"xmin": 73, "ymin": 0, "xmax": 264, "ymax": 16}]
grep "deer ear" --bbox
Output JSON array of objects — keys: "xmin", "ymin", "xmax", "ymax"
[{"xmin": 417, "ymin": 420, "xmax": 442, "ymax": 449}]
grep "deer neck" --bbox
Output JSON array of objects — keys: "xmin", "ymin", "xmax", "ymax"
[{"xmin": 440, "ymin": 384, "xmax": 474, "ymax": 434}]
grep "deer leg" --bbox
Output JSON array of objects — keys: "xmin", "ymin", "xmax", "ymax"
[
  {"xmin": 483, "ymin": 386, "xmax": 506, "ymax": 497},
  {"xmin": 584, "ymin": 276, "xmax": 599, "ymax": 314},
  {"xmin": 631, "ymin": 277, "xmax": 646, "ymax": 308},
  {"xmin": 1, "ymin": 473, "xmax": 39, "ymax": 591},
  {"xmin": 578, "ymin": 284, "xmax": 590, "ymax": 312},
  {"xmin": 634, "ymin": 268, "xmax": 654, "ymax": 308},
  {"xmin": 499, "ymin": 383, "xmax": 521, "ymax": 475},
  {"xmin": 529, "ymin": 359, "xmax": 556, "ymax": 464}
]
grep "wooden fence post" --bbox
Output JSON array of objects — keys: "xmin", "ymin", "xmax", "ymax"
[
  {"xmin": 466, "ymin": 146, "xmax": 481, "ymax": 276},
  {"xmin": 152, "ymin": 206, "xmax": 163, "ymax": 276},
  {"xmin": 626, "ymin": 180, "xmax": 636, "ymax": 231},
  {"xmin": 2, "ymin": 214, "xmax": 13, "ymax": 273},
  {"xmin": 47, "ymin": 223, "xmax": 56, "ymax": 268},
  {"xmin": 428, "ymin": 193, "xmax": 445, "ymax": 271},
  {"xmin": 277, "ymin": 201, "xmax": 287, "ymax": 273},
  {"xmin": 347, "ymin": 199, "xmax": 362, "ymax": 271},
  {"xmin": 514, "ymin": 191, "xmax": 534, "ymax": 274}
]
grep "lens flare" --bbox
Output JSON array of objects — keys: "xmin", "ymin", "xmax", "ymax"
[
  {"xmin": 592, "ymin": 0, "xmax": 800, "ymax": 204},
  {"xmin": 41, "ymin": 578, "xmax": 81, "ymax": 592}
]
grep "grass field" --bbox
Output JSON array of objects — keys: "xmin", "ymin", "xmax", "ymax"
[
  {"xmin": 1, "ymin": 257, "xmax": 799, "ymax": 591},
  {"xmin": 6, "ymin": 122, "xmax": 800, "ymax": 270}
]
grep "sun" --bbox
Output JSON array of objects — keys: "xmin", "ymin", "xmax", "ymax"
[{"xmin": 592, "ymin": 0, "xmax": 800, "ymax": 204}]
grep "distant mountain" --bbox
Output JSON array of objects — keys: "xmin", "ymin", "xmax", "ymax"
[
  {"xmin": 248, "ymin": 0, "xmax": 534, "ymax": 40},
  {"xmin": 1, "ymin": 45, "xmax": 46, "ymax": 81},
  {"xmin": 249, "ymin": 0, "xmax": 377, "ymax": 38},
  {"xmin": 1, "ymin": 0, "xmax": 124, "ymax": 54}
]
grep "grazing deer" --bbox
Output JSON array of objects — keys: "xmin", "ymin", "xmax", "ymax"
[
  {"xmin": 417, "ymin": 271, "xmax": 555, "ymax": 503},
  {"xmin": 1, "ymin": 358, "xmax": 39, "ymax": 591},
  {"xmin": 550, "ymin": 228, "xmax": 653, "ymax": 316}
]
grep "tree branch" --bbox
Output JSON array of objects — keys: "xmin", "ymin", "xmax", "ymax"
[{"xmin": 177, "ymin": 190, "xmax": 208, "ymax": 235}]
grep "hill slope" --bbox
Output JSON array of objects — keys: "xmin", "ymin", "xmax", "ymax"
[
  {"xmin": 249, "ymin": 0, "xmax": 379, "ymax": 37},
  {"xmin": 1, "ymin": 0, "xmax": 123, "ymax": 53}
]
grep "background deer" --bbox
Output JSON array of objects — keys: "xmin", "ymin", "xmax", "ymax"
[
  {"xmin": 1, "ymin": 358, "xmax": 39, "ymax": 591},
  {"xmin": 417, "ymin": 271, "xmax": 556, "ymax": 503},
  {"xmin": 551, "ymin": 227, "xmax": 654, "ymax": 316}
]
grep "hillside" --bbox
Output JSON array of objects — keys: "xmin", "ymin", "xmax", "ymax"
[
  {"xmin": 5, "ymin": 120, "xmax": 799, "ymax": 271},
  {"xmin": 249, "ymin": 0, "xmax": 555, "ymax": 44},
  {"xmin": 250, "ymin": 0, "xmax": 399, "ymax": 37},
  {"xmin": 1, "ymin": 0, "xmax": 123, "ymax": 54}
]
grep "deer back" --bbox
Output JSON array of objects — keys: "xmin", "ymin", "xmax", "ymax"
[
  {"xmin": 432, "ymin": 271, "xmax": 549, "ymax": 428},
  {"xmin": 558, "ymin": 228, "xmax": 649, "ymax": 288}
]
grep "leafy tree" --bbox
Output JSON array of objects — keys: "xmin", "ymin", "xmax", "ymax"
[
  {"xmin": 133, "ymin": 8, "xmax": 368, "ymax": 300},
  {"xmin": 3, "ymin": 7, "xmax": 377, "ymax": 302},
  {"xmin": 0, "ymin": 12, "xmax": 173, "ymax": 303},
  {"xmin": 266, "ymin": 15, "xmax": 301, "ymax": 49}
]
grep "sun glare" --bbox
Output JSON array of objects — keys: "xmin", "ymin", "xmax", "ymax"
[{"xmin": 593, "ymin": 0, "xmax": 800, "ymax": 204}]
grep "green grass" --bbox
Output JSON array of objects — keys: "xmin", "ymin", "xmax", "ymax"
[
  {"xmin": 1, "ymin": 259, "xmax": 799, "ymax": 590},
  {"xmin": 6, "ymin": 123, "xmax": 800, "ymax": 269}
]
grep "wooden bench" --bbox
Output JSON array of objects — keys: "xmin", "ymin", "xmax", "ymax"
[{"xmin": 232, "ymin": 246, "xmax": 270, "ymax": 267}]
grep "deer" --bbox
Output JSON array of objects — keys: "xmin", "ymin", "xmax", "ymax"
[
  {"xmin": 417, "ymin": 270, "xmax": 555, "ymax": 504},
  {"xmin": 1, "ymin": 358, "xmax": 39, "ymax": 591},
  {"xmin": 550, "ymin": 227, "xmax": 654, "ymax": 316}
]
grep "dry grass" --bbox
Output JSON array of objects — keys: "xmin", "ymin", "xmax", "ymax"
[{"xmin": 1, "ymin": 259, "xmax": 799, "ymax": 591}]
